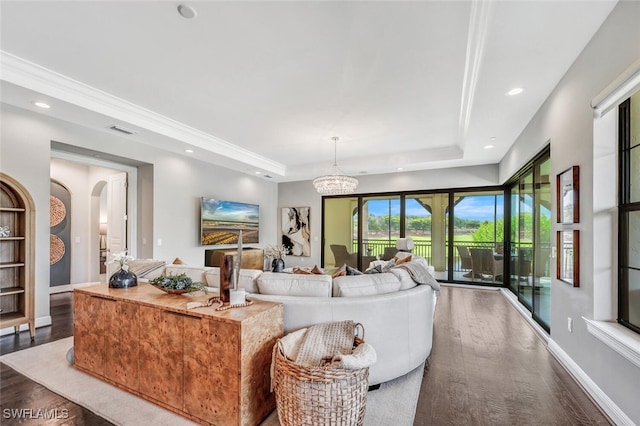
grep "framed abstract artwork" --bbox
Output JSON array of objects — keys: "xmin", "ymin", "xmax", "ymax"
[
  {"xmin": 282, "ymin": 207, "xmax": 310, "ymax": 256},
  {"xmin": 556, "ymin": 165, "xmax": 579, "ymax": 224}
]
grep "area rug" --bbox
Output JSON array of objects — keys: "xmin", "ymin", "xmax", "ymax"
[{"xmin": 0, "ymin": 337, "xmax": 423, "ymax": 426}]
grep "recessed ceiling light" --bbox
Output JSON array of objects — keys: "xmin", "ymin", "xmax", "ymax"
[
  {"xmin": 397, "ymin": 167, "xmax": 404, "ymax": 171},
  {"xmin": 506, "ymin": 88, "xmax": 524, "ymax": 96},
  {"xmin": 255, "ymin": 171, "xmax": 262, "ymax": 175},
  {"xmin": 484, "ymin": 145, "xmax": 495, "ymax": 149},
  {"xmin": 177, "ymin": 4, "xmax": 197, "ymax": 19},
  {"xmin": 33, "ymin": 101, "xmax": 50, "ymax": 109},
  {"xmin": 185, "ymin": 149, "xmax": 194, "ymax": 153}
]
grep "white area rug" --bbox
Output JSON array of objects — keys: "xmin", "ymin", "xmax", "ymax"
[{"xmin": 1, "ymin": 337, "xmax": 423, "ymax": 426}]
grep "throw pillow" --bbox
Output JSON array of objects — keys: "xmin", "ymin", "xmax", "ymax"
[
  {"xmin": 293, "ymin": 267, "xmax": 313, "ymax": 275},
  {"xmin": 364, "ymin": 265, "xmax": 382, "ymax": 274},
  {"xmin": 311, "ymin": 265, "xmax": 324, "ymax": 275},
  {"xmin": 381, "ymin": 259, "xmax": 396, "ymax": 272},
  {"xmin": 332, "ymin": 264, "xmax": 347, "ymax": 278},
  {"xmin": 395, "ymin": 254, "xmax": 413, "ymax": 266},
  {"xmin": 172, "ymin": 257, "xmax": 184, "ymax": 265},
  {"xmin": 346, "ymin": 265, "xmax": 363, "ymax": 275}
]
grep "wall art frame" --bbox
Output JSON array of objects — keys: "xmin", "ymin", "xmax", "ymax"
[
  {"xmin": 281, "ymin": 207, "xmax": 310, "ymax": 256},
  {"xmin": 556, "ymin": 165, "xmax": 580, "ymax": 224},
  {"xmin": 556, "ymin": 229, "xmax": 580, "ymax": 287}
]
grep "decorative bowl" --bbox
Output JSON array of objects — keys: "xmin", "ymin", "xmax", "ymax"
[{"xmin": 150, "ymin": 284, "xmax": 191, "ymax": 294}]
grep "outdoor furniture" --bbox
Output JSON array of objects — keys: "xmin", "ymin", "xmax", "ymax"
[
  {"xmin": 457, "ymin": 246, "xmax": 473, "ymax": 274},
  {"xmin": 470, "ymin": 248, "xmax": 503, "ymax": 283},
  {"xmin": 330, "ymin": 244, "xmax": 358, "ymax": 268}
]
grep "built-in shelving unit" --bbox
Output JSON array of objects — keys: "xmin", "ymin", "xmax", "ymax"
[{"xmin": 0, "ymin": 173, "xmax": 35, "ymax": 340}]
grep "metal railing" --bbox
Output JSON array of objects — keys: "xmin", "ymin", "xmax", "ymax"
[{"xmin": 355, "ymin": 239, "xmax": 538, "ymax": 273}]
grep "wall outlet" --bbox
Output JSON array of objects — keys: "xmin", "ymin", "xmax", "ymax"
[
  {"xmin": 157, "ymin": 238, "xmax": 162, "ymax": 246},
  {"xmin": 567, "ymin": 317, "xmax": 573, "ymax": 333}
]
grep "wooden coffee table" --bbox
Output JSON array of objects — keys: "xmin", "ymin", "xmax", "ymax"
[{"xmin": 74, "ymin": 283, "xmax": 283, "ymax": 426}]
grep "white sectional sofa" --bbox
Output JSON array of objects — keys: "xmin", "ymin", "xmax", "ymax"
[{"xmin": 135, "ymin": 259, "xmax": 439, "ymax": 385}]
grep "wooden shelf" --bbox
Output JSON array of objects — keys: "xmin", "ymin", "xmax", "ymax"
[
  {"xmin": 0, "ymin": 173, "xmax": 34, "ymax": 340},
  {"xmin": 0, "ymin": 311, "xmax": 23, "ymax": 322},
  {"xmin": 0, "ymin": 262, "xmax": 25, "ymax": 269},
  {"xmin": 0, "ymin": 287, "xmax": 25, "ymax": 296}
]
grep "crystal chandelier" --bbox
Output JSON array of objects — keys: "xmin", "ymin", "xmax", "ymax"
[{"xmin": 312, "ymin": 137, "xmax": 358, "ymax": 195}]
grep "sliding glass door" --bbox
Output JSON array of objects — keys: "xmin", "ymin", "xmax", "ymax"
[{"xmin": 507, "ymin": 149, "xmax": 551, "ymax": 331}]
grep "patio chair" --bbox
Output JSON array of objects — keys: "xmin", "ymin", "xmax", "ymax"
[
  {"xmin": 329, "ymin": 244, "xmax": 358, "ymax": 268},
  {"xmin": 470, "ymin": 248, "xmax": 503, "ymax": 283},
  {"xmin": 457, "ymin": 246, "xmax": 473, "ymax": 276}
]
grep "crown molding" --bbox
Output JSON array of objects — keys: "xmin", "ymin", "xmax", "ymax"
[
  {"xmin": 458, "ymin": 0, "xmax": 492, "ymax": 140},
  {"xmin": 0, "ymin": 50, "xmax": 286, "ymax": 176}
]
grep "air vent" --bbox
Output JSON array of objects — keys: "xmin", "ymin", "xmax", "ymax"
[
  {"xmin": 108, "ymin": 125, "xmax": 136, "ymax": 135},
  {"xmin": 264, "ymin": 175, "xmax": 273, "ymax": 179}
]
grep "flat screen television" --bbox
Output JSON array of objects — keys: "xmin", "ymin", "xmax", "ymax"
[{"xmin": 201, "ymin": 198, "xmax": 259, "ymax": 245}]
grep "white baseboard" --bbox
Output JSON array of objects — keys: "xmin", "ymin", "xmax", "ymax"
[
  {"xmin": 548, "ymin": 339, "xmax": 633, "ymax": 426},
  {"xmin": 0, "ymin": 315, "xmax": 52, "ymax": 337}
]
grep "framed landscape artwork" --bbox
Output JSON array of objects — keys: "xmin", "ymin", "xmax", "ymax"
[
  {"xmin": 281, "ymin": 207, "xmax": 310, "ymax": 256},
  {"xmin": 200, "ymin": 198, "xmax": 259, "ymax": 245}
]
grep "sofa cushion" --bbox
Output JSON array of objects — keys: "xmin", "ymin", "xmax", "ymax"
[
  {"xmin": 204, "ymin": 268, "xmax": 262, "ymax": 293},
  {"xmin": 388, "ymin": 268, "xmax": 418, "ymax": 290},
  {"xmin": 257, "ymin": 272, "xmax": 332, "ymax": 297},
  {"xmin": 332, "ymin": 273, "xmax": 401, "ymax": 297}
]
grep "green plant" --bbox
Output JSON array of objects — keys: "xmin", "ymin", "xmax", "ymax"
[{"xmin": 149, "ymin": 273, "xmax": 207, "ymax": 293}]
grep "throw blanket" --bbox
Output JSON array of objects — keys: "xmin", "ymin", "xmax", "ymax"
[
  {"xmin": 295, "ymin": 320, "xmax": 357, "ymax": 367},
  {"xmin": 271, "ymin": 321, "xmax": 377, "ymax": 390},
  {"xmin": 393, "ymin": 261, "xmax": 440, "ymax": 293}
]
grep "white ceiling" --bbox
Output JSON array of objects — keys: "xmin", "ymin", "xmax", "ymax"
[{"xmin": 0, "ymin": 1, "xmax": 617, "ymax": 182}]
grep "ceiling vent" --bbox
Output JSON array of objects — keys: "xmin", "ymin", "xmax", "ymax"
[{"xmin": 108, "ymin": 125, "xmax": 137, "ymax": 135}]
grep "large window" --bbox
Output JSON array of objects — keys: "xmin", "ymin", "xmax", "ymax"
[
  {"xmin": 619, "ymin": 91, "xmax": 640, "ymax": 334},
  {"xmin": 322, "ymin": 188, "xmax": 504, "ymax": 284}
]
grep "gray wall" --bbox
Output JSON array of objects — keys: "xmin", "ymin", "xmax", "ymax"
[
  {"xmin": 1, "ymin": 103, "xmax": 279, "ymax": 326},
  {"xmin": 499, "ymin": 1, "xmax": 640, "ymax": 422}
]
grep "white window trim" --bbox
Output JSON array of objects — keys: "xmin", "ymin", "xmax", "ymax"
[
  {"xmin": 589, "ymin": 58, "xmax": 640, "ymax": 370},
  {"xmin": 584, "ymin": 318, "xmax": 640, "ymax": 369},
  {"xmin": 591, "ymin": 57, "xmax": 640, "ymax": 117}
]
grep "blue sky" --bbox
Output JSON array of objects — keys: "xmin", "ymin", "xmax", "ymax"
[
  {"xmin": 201, "ymin": 198, "xmax": 259, "ymax": 223},
  {"xmin": 366, "ymin": 196, "xmax": 506, "ymax": 221}
]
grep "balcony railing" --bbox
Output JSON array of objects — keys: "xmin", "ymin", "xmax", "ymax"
[{"xmin": 355, "ymin": 239, "xmax": 536, "ymax": 273}]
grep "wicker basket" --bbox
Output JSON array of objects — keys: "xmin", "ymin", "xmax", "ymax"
[{"xmin": 273, "ymin": 335, "xmax": 369, "ymax": 426}]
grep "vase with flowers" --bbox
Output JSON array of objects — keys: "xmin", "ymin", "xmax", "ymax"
[
  {"xmin": 265, "ymin": 244, "xmax": 287, "ymax": 273},
  {"xmin": 109, "ymin": 250, "xmax": 137, "ymax": 288}
]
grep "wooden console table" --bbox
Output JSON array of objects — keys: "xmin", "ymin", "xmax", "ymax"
[{"xmin": 73, "ymin": 284, "xmax": 283, "ymax": 426}]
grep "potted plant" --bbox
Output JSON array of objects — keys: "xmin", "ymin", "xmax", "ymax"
[
  {"xmin": 149, "ymin": 273, "xmax": 208, "ymax": 294},
  {"xmin": 108, "ymin": 250, "xmax": 137, "ymax": 288},
  {"xmin": 265, "ymin": 244, "xmax": 287, "ymax": 272}
]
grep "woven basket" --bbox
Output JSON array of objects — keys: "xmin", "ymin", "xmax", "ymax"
[{"xmin": 273, "ymin": 335, "xmax": 369, "ymax": 426}]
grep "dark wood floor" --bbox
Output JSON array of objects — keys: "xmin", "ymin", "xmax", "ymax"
[
  {"xmin": 0, "ymin": 288, "xmax": 610, "ymax": 425},
  {"xmin": 414, "ymin": 286, "xmax": 610, "ymax": 425},
  {"xmin": 0, "ymin": 293, "xmax": 112, "ymax": 425}
]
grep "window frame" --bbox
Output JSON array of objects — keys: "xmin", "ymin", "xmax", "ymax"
[{"xmin": 618, "ymin": 97, "xmax": 640, "ymax": 334}]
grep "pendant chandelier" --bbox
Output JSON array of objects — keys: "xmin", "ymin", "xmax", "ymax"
[{"xmin": 312, "ymin": 136, "xmax": 358, "ymax": 195}]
